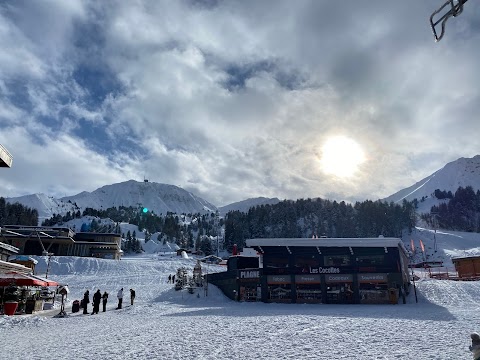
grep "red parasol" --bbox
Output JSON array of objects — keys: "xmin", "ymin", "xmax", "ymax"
[{"xmin": 0, "ymin": 272, "xmax": 56, "ymax": 287}]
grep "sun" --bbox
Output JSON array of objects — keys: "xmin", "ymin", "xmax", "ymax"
[{"xmin": 320, "ymin": 136, "xmax": 366, "ymax": 178}]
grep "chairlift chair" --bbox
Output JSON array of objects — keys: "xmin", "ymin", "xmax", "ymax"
[{"xmin": 430, "ymin": 0, "xmax": 469, "ymax": 42}]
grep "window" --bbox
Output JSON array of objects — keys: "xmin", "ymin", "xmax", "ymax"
[
  {"xmin": 324, "ymin": 255, "xmax": 350, "ymax": 266},
  {"xmin": 356, "ymin": 255, "xmax": 385, "ymax": 266},
  {"xmin": 294, "ymin": 255, "xmax": 320, "ymax": 271},
  {"xmin": 264, "ymin": 256, "xmax": 289, "ymax": 269}
]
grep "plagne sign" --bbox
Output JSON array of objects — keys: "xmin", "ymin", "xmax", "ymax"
[{"xmin": 309, "ymin": 267, "xmax": 340, "ymax": 274}]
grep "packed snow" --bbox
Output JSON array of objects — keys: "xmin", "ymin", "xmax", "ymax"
[{"xmin": 2, "ymin": 228, "xmax": 480, "ymax": 359}]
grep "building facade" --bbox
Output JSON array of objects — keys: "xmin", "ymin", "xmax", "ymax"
[
  {"xmin": 0, "ymin": 225, "xmax": 122, "ymax": 259},
  {"xmin": 452, "ymin": 256, "xmax": 480, "ymax": 279},
  {"xmin": 209, "ymin": 237, "xmax": 411, "ymax": 305}
]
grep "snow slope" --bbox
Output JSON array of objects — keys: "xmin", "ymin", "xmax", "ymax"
[
  {"xmin": 2, "ymin": 228, "xmax": 480, "ymax": 359},
  {"xmin": 6, "ymin": 180, "xmax": 217, "ymax": 223},
  {"xmin": 384, "ymin": 155, "xmax": 480, "ymax": 205}
]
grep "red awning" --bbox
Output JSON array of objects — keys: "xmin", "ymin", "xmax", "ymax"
[
  {"xmin": 0, "ymin": 272, "xmax": 58, "ymax": 287},
  {"xmin": 28, "ymin": 274, "xmax": 59, "ymax": 287}
]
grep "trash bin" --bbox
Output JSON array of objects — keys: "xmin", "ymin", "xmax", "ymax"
[
  {"xmin": 4, "ymin": 301, "xmax": 18, "ymax": 316},
  {"xmin": 25, "ymin": 299, "xmax": 36, "ymax": 314},
  {"xmin": 72, "ymin": 300, "xmax": 80, "ymax": 313}
]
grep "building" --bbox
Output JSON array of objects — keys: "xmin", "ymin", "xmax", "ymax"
[
  {"xmin": 0, "ymin": 238, "xmax": 31, "ymax": 274},
  {"xmin": 452, "ymin": 256, "xmax": 480, "ymax": 279},
  {"xmin": 208, "ymin": 237, "xmax": 411, "ymax": 305},
  {"xmin": 0, "ymin": 144, "xmax": 13, "ymax": 167},
  {"xmin": 0, "ymin": 225, "xmax": 122, "ymax": 259}
]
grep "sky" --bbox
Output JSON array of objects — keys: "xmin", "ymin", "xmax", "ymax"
[
  {"xmin": 1, "ymin": 0, "xmax": 480, "ymax": 207},
  {"xmin": 3, "ymin": 224, "xmax": 480, "ymax": 359}
]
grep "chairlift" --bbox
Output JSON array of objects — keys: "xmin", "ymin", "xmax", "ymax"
[{"xmin": 430, "ymin": 0, "xmax": 468, "ymax": 42}]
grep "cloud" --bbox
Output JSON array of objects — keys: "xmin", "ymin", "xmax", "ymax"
[{"xmin": 1, "ymin": 1, "xmax": 480, "ymax": 207}]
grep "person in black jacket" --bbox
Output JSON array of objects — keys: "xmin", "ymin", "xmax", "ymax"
[
  {"xmin": 82, "ymin": 290, "xmax": 90, "ymax": 314},
  {"xmin": 102, "ymin": 291, "xmax": 108, "ymax": 312},
  {"xmin": 91, "ymin": 289, "xmax": 102, "ymax": 315},
  {"xmin": 130, "ymin": 288, "xmax": 136, "ymax": 305}
]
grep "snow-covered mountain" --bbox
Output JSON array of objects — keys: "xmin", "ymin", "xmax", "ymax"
[
  {"xmin": 6, "ymin": 180, "xmax": 217, "ymax": 221},
  {"xmin": 384, "ymin": 155, "xmax": 480, "ymax": 211},
  {"xmin": 217, "ymin": 197, "xmax": 281, "ymax": 216}
]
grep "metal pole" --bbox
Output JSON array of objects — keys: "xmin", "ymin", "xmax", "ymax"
[
  {"xmin": 45, "ymin": 254, "xmax": 52, "ymax": 279},
  {"xmin": 411, "ymin": 265, "xmax": 418, "ymax": 303}
]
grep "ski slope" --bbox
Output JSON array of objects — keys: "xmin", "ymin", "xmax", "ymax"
[{"xmin": 2, "ymin": 228, "xmax": 480, "ymax": 359}]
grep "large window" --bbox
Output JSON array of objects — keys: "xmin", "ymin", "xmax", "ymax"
[
  {"xmin": 296, "ymin": 284, "xmax": 322, "ymax": 303},
  {"xmin": 356, "ymin": 255, "xmax": 385, "ymax": 266},
  {"xmin": 264, "ymin": 256, "xmax": 289, "ymax": 269},
  {"xmin": 324, "ymin": 255, "xmax": 350, "ymax": 266},
  {"xmin": 267, "ymin": 284, "xmax": 292, "ymax": 302},
  {"xmin": 294, "ymin": 255, "xmax": 320, "ymax": 273}
]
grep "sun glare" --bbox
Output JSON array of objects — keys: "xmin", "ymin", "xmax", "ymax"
[{"xmin": 320, "ymin": 136, "xmax": 366, "ymax": 178}]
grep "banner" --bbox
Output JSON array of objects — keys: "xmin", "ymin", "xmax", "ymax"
[{"xmin": 419, "ymin": 239, "xmax": 425, "ymax": 253}]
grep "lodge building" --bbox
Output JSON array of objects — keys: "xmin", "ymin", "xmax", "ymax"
[
  {"xmin": 208, "ymin": 237, "xmax": 411, "ymax": 305},
  {"xmin": 0, "ymin": 225, "xmax": 122, "ymax": 259}
]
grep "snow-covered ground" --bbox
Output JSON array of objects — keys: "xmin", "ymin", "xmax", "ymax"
[{"xmin": 2, "ymin": 229, "xmax": 480, "ymax": 359}]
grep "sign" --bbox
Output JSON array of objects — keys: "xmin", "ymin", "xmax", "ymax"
[
  {"xmin": 239, "ymin": 270, "xmax": 260, "ymax": 279},
  {"xmin": 295, "ymin": 274, "xmax": 321, "ymax": 284},
  {"xmin": 267, "ymin": 275, "xmax": 291, "ymax": 284},
  {"xmin": 309, "ymin": 266, "xmax": 340, "ymax": 274},
  {"xmin": 358, "ymin": 273, "xmax": 387, "ymax": 283},
  {"xmin": 325, "ymin": 274, "xmax": 353, "ymax": 283}
]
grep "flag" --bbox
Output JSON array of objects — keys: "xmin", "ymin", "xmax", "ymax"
[
  {"xmin": 410, "ymin": 239, "xmax": 415, "ymax": 253},
  {"xmin": 419, "ymin": 239, "xmax": 425, "ymax": 253}
]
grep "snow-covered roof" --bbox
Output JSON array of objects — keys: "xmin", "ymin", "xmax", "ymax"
[{"xmin": 245, "ymin": 237, "xmax": 403, "ymax": 248}]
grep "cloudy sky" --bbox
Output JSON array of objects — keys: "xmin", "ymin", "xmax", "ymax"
[{"xmin": 0, "ymin": 0, "xmax": 479, "ymax": 207}]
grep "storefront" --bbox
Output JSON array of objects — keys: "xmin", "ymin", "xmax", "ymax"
[
  {"xmin": 358, "ymin": 273, "xmax": 389, "ymax": 304},
  {"xmin": 266, "ymin": 274, "xmax": 292, "ymax": 302},
  {"xmin": 325, "ymin": 274, "xmax": 354, "ymax": 304},
  {"xmin": 238, "ymin": 269, "xmax": 261, "ymax": 302},
  {"xmin": 295, "ymin": 274, "xmax": 322, "ymax": 303},
  {"xmin": 244, "ymin": 237, "xmax": 411, "ymax": 305}
]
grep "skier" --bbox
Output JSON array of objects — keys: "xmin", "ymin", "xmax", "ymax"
[
  {"xmin": 168, "ymin": 274, "xmax": 172, "ymax": 283},
  {"xmin": 116, "ymin": 288, "xmax": 123, "ymax": 309},
  {"xmin": 82, "ymin": 290, "xmax": 90, "ymax": 315},
  {"xmin": 130, "ymin": 288, "xmax": 136, "ymax": 305},
  {"xmin": 470, "ymin": 332, "xmax": 480, "ymax": 360},
  {"xmin": 91, "ymin": 289, "xmax": 101, "ymax": 314},
  {"xmin": 172, "ymin": 274, "xmax": 175, "ymax": 284},
  {"xmin": 102, "ymin": 291, "xmax": 109, "ymax": 312}
]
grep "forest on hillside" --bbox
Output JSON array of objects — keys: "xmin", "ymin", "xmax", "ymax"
[
  {"xmin": 0, "ymin": 197, "xmax": 38, "ymax": 226},
  {"xmin": 224, "ymin": 198, "xmax": 416, "ymax": 252},
  {"xmin": 422, "ymin": 186, "xmax": 480, "ymax": 232}
]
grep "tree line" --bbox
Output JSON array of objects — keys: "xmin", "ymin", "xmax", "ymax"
[
  {"xmin": 41, "ymin": 205, "xmax": 223, "ymax": 255},
  {"xmin": 422, "ymin": 186, "xmax": 480, "ymax": 232},
  {"xmin": 224, "ymin": 198, "xmax": 416, "ymax": 252},
  {"xmin": 0, "ymin": 197, "xmax": 38, "ymax": 226}
]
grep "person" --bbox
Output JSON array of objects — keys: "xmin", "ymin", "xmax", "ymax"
[
  {"xmin": 168, "ymin": 274, "xmax": 172, "ymax": 283},
  {"xmin": 116, "ymin": 288, "xmax": 123, "ymax": 309},
  {"xmin": 82, "ymin": 290, "xmax": 90, "ymax": 315},
  {"xmin": 91, "ymin": 289, "xmax": 101, "ymax": 314},
  {"xmin": 470, "ymin": 332, "xmax": 480, "ymax": 360},
  {"xmin": 130, "ymin": 288, "xmax": 136, "ymax": 305},
  {"xmin": 172, "ymin": 274, "xmax": 175, "ymax": 284},
  {"xmin": 102, "ymin": 291, "xmax": 108, "ymax": 312}
]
